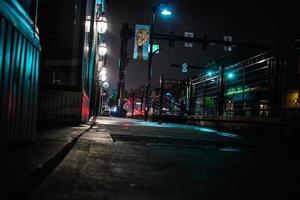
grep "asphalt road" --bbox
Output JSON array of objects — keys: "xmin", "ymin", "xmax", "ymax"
[{"xmin": 28, "ymin": 117, "xmax": 299, "ymax": 200}]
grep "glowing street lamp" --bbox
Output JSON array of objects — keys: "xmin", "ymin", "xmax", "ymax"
[
  {"xmin": 96, "ymin": 15, "xmax": 107, "ymax": 33},
  {"xmin": 98, "ymin": 43, "xmax": 107, "ymax": 56},
  {"xmin": 227, "ymin": 72, "xmax": 235, "ymax": 79},
  {"xmin": 158, "ymin": 3, "xmax": 173, "ymax": 16},
  {"xmin": 144, "ymin": 2, "xmax": 173, "ymax": 121},
  {"xmin": 161, "ymin": 9, "xmax": 172, "ymax": 16},
  {"xmin": 100, "ymin": 67, "xmax": 107, "ymax": 81}
]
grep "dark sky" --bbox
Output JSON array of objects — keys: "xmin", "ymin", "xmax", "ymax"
[{"xmin": 106, "ymin": 0, "xmax": 300, "ymax": 91}]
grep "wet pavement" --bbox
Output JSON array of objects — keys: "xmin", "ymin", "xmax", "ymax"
[{"xmin": 4, "ymin": 117, "xmax": 299, "ymax": 200}]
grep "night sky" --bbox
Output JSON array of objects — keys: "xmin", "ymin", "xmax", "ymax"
[{"xmin": 106, "ymin": 0, "xmax": 299, "ymax": 91}]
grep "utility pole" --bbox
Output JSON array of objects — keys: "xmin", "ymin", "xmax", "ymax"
[
  {"xmin": 218, "ymin": 65, "xmax": 225, "ymax": 117},
  {"xmin": 159, "ymin": 76, "xmax": 164, "ymax": 116},
  {"xmin": 140, "ymin": 87, "xmax": 144, "ymax": 113},
  {"xmin": 144, "ymin": 6, "xmax": 156, "ymax": 121},
  {"xmin": 188, "ymin": 78, "xmax": 194, "ymax": 115},
  {"xmin": 132, "ymin": 92, "xmax": 135, "ymax": 119},
  {"xmin": 99, "ymin": 85, "xmax": 103, "ymax": 116},
  {"xmin": 271, "ymin": 44, "xmax": 285, "ymax": 117}
]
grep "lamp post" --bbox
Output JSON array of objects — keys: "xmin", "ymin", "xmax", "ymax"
[
  {"xmin": 95, "ymin": 2, "xmax": 108, "ymax": 116},
  {"xmin": 97, "ymin": 41, "xmax": 107, "ymax": 115},
  {"xmin": 98, "ymin": 65, "xmax": 107, "ymax": 115},
  {"xmin": 144, "ymin": 3, "xmax": 172, "ymax": 121}
]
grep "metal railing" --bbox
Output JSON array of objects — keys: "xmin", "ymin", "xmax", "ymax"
[{"xmin": 191, "ymin": 51, "xmax": 275, "ymax": 117}]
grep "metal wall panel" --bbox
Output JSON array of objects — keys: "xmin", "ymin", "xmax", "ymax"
[
  {"xmin": 38, "ymin": 89, "xmax": 83, "ymax": 123},
  {"xmin": 0, "ymin": 0, "xmax": 40, "ymax": 148}
]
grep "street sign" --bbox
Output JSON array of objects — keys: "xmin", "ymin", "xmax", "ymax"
[
  {"xmin": 224, "ymin": 35, "xmax": 232, "ymax": 51},
  {"xmin": 181, "ymin": 63, "xmax": 188, "ymax": 73},
  {"xmin": 133, "ymin": 24, "xmax": 150, "ymax": 60},
  {"xmin": 184, "ymin": 32, "xmax": 194, "ymax": 48},
  {"xmin": 148, "ymin": 44, "xmax": 160, "ymax": 54},
  {"xmin": 102, "ymin": 81, "xmax": 110, "ymax": 89}
]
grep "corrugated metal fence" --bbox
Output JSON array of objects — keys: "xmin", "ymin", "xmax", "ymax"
[{"xmin": 0, "ymin": 0, "xmax": 40, "ymax": 147}]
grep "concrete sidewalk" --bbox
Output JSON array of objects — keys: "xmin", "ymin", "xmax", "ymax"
[
  {"xmin": 27, "ymin": 117, "xmax": 300, "ymax": 200},
  {"xmin": 0, "ymin": 120, "xmax": 94, "ymax": 200}
]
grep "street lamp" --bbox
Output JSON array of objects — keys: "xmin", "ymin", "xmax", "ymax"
[
  {"xmin": 161, "ymin": 9, "xmax": 172, "ymax": 16},
  {"xmin": 144, "ymin": 2, "xmax": 173, "ymax": 121},
  {"xmin": 227, "ymin": 72, "xmax": 235, "ymax": 79},
  {"xmin": 98, "ymin": 66, "xmax": 108, "ymax": 116},
  {"xmin": 100, "ymin": 67, "xmax": 107, "ymax": 81},
  {"xmin": 98, "ymin": 43, "xmax": 107, "ymax": 56},
  {"xmin": 96, "ymin": 15, "xmax": 107, "ymax": 34}
]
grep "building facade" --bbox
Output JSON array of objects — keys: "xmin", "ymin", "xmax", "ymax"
[{"xmin": 38, "ymin": 0, "xmax": 107, "ymax": 123}]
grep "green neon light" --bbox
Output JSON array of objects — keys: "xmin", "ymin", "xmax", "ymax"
[{"xmin": 226, "ymin": 86, "xmax": 253, "ymax": 96}]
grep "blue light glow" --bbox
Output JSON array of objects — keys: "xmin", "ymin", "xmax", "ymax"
[
  {"xmin": 227, "ymin": 72, "xmax": 234, "ymax": 79},
  {"xmin": 161, "ymin": 9, "xmax": 172, "ymax": 16},
  {"xmin": 109, "ymin": 106, "xmax": 117, "ymax": 112},
  {"xmin": 207, "ymin": 71, "xmax": 213, "ymax": 77},
  {"xmin": 134, "ymin": 121, "xmax": 240, "ymax": 139}
]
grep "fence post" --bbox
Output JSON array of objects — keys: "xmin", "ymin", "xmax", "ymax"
[
  {"xmin": 159, "ymin": 76, "xmax": 164, "ymax": 116},
  {"xmin": 218, "ymin": 65, "xmax": 225, "ymax": 117},
  {"xmin": 188, "ymin": 78, "xmax": 195, "ymax": 115}
]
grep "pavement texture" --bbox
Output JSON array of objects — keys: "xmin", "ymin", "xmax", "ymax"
[
  {"xmin": 1, "ymin": 117, "xmax": 300, "ymax": 200},
  {"xmin": 0, "ymin": 120, "xmax": 94, "ymax": 200}
]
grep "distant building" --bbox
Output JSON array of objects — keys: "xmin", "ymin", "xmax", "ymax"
[{"xmin": 37, "ymin": 0, "xmax": 107, "ymax": 122}]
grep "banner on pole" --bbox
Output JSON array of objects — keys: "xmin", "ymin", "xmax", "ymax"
[{"xmin": 133, "ymin": 24, "xmax": 150, "ymax": 60}]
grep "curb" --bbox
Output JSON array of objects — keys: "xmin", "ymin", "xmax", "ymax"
[{"xmin": 1, "ymin": 117, "xmax": 96, "ymax": 200}]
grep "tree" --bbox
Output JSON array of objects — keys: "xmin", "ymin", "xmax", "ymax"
[{"xmin": 203, "ymin": 96, "xmax": 215, "ymax": 116}]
